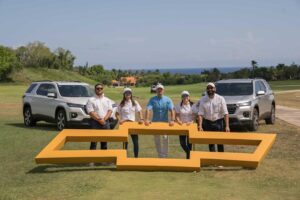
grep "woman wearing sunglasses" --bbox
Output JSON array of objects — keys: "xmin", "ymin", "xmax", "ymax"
[
  {"xmin": 175, "ymin": 91, "xmax": 194, "ymax": 159},
  {"xmin": 116, "ymin": 88, "xmax": 144, "ymax": 158}
]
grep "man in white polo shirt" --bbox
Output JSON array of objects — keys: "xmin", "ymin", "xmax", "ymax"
[
  {"xmin": 198, "ymin": 82, "xmax": 230, "ymax": 152},
  {"xmin": 86, "ymin": 83, "xmax": 113, "ymax": 151}
]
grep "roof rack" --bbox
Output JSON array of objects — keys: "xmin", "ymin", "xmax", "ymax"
[
  {"xmin": 33, "ymin": 80, "xmax": 82, "ymax": 83},
  {"xmin": 33, "ymin": 80, "xmax": 53, "ymax": 82}
]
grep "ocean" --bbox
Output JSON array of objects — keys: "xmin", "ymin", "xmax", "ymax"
[{"xmin": 125, "ymin": 67, "xmax": 245, "ymax": 75}]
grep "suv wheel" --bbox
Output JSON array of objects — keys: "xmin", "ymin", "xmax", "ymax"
[
  {"xmin": 265, "ymin": 105, "xmax": 275, "ymax": 124},
  {"xmin": 249, "ymin": 108, "xmax": 259, "ymax": 131},
  {"xmin": 56, "ymin": 109, "xmax": 68, "ymax": 130},
  {"xmin": 23, "ymin": 106, "xmax": 36, "ymax": 127}
]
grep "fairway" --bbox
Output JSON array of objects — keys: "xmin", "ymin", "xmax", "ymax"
[{"xmin": 0, "ymin": 83, "xmax": 300, "ymax": 200}]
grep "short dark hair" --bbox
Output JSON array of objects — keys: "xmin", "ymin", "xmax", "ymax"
[{"xmin": 94, "ymin": 83, "xmax": 104, "ymax": 90}]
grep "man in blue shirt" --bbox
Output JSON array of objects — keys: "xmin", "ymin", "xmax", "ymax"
[{"xmin": 145, "ymin": 83, "xmax": 175, "ymax": 158}]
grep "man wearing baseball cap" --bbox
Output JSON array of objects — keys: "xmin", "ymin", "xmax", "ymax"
[
  {"xmin": 198, "ymin": 82, "xmax": 230, "ymax": 152},
  {"xmin": 145, "ymin": 83, "xmax": 175, "ymax": 158}
]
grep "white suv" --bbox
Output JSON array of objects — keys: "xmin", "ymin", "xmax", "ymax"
[
  {"xmin": 22, "ymin": 81, "xmax": 118, "ymax": 130},
  {"xmin": 215, "ymin": 79, "xmax": 275, "ymax": 131}
]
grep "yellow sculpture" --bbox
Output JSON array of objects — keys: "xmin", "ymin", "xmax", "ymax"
[{"xmin": 35, "ymin": 122, "xmax": 276, "ymax": 171}]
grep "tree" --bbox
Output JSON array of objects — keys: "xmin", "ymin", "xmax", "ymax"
[
  {"xmin": 251, "ymin": 60, "xmax": 258, "ymax": 78},
  {"xmin": 53, "ymin": 48, "xmax": 75, "ymax": 70},
  {"xmin": 0, "ymin": 46, "xmax": 18, "ymax": 81},
  {"xmin": 207, "ymin": 68, "xmax": 221, "ymax": 82},
  {"xmin": 16, "ymin": 41, "xmax": 54, "ymax": 68}
]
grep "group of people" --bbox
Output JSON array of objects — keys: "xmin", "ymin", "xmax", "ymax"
[{"xmin": 86, "ymin": 82, "xmax": 230, "ymax": 161}]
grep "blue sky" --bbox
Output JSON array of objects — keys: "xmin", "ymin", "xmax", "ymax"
[{"xmin": 1, "ymin": 0, "xmax": 300, "ymax": 69}]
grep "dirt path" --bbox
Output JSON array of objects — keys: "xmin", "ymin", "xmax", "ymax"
[
  {"xmin": 275, "ymin": 89, "xmax": 300, "ymax": 94},
  {"xmin": 276, "ymin": 105, "xmax": 300, "ymax": 127}
]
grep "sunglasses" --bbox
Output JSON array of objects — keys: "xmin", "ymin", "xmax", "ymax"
[
  {"xmin": 96, "ymin": 87, "xmax": 103, "ymax": 90},
  {"xmin": 181, "ymin": 94, "xmax": 189, "ymax": 98}
]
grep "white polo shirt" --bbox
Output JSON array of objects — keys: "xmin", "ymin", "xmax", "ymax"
[
  {"xmin": 198, "ymin": 94, "xmax": 228, "ymax": 121},
  {"xmin": 192, "ymin": 100, "xmax": 201, "ymax": 114},
  {"xmin": 117, "ymin": 100, "xmax": 142, "ymax": 121},
  {"xmin": 86, "ymin": 95, "xmax": 113, "ymax": 119},
  {"xmin": 175, "ymin": 103, "xmax": 194, "ymax": 123}
]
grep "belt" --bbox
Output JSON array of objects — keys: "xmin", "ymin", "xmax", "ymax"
[{"xmin": 204, "ymin": 118, "xmax": 224, "ymax": 123}]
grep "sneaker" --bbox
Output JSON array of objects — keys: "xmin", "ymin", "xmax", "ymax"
[
  {"xmin": 89, "ymin": 162, "xmax": 95, "ymax": 167},
  {"xmin": 218, "ymin": 165, "xmax": 224, "ymax": 169}
]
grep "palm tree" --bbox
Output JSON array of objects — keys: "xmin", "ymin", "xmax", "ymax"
[{"xmin": 251, "ymin": 60, "xmax": 258, "ymax": 78}]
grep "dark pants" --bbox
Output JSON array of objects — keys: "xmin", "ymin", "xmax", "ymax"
[
  {"xmin": 90, "ymin": 119, "xmax": 110, "ymax": 150},
  {"xmin": 124, "ymin": 135, "xmax": 139, "ymax": 158},
  {"xmin": 203, "ymin": 118, "xmax": 224, "ymax": 152},
  {"xmin": 179, "ymin": 135, "xmax": 192, "ymax": 159}
]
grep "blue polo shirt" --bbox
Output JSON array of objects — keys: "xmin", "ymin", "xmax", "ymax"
[{"xmin": 146, "ymin": 95, "xmax": 174, "ymax": 122}]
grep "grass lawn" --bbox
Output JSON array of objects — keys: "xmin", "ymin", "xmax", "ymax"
[
  {"xmin": 0, "ymin": 83, "xmax": 299, "ymax": 200},
  {"xmin": 275, "ymin": 91, "xmax": 300, "ymax": 109},
  {"xmin": 269, "ymin": 80, "xmax": 300, "ymax": 91}
]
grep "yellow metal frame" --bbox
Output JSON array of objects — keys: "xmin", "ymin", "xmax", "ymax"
[{"xmin": 35, "ymin": 122, "xmax": 276, "ymax": 172}]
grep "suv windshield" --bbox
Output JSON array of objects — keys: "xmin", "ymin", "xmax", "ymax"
[
  {"xmin": 58, "ymin": 85, "xmax": 94, "ymax": 97},
  {"xmin": 216, "ymin": 83, "xmax": 253, "ymax": 96}
]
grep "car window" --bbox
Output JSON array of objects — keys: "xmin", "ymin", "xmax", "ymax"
[
  {"xmin": 58, "ymin": 85, "xmax": 93, "ymax": 97},
  {"xmin": 25, "ymin": 83, "xmax": 37, "ymax": 93},
  {"xmin": 36, "ymin": 84, "xmax": 56, "ymax": 96},
  {"xmin": 48, "ymin": 84, "xmax": 56, "ymax": 93},
  {"xmin": 258, "ymin": 81, "xmax": 266, "ymax": 92},
  {"xmin": 216, "ymin": 83, "xmax": 253, "ymax": 96},
  {"xmin": 255, "ymin": 81, "xmax": 261, "ymax": 93}
]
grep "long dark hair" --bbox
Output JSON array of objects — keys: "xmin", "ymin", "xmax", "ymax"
[
  {"xmin": 120, "ymin": 93, "xmax": 136, "ymax": 107},
  {"xmin": 180, "ymin": 99, "xmax": 194, "ymax": 107}
]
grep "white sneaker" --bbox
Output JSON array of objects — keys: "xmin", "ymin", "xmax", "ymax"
[{"xmin": 89, "ymin": 162, "xmax": 95, "ymax": 167}]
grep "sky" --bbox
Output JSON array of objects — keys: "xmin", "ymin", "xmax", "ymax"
[{"xmin": 0, "ymin": 0, "xmax": 300, "ymax": 69}]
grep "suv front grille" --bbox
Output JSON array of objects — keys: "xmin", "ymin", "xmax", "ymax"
[{"xmin": 227, "ymin": 104, "xmax": 237, "ymax": 114}]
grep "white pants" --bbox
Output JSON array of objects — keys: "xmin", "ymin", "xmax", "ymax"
[{"xmin": 154, "ymin": 135, "xmax": 168, "ymax": 158}]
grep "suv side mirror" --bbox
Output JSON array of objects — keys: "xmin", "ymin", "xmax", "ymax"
[
  {"xmin": 256, "ymin": 90, "xmax": 265, "ymax": 96},
  {"xmin": 47, "ymin": 92, "xmax": 57, "ymax": 98}
]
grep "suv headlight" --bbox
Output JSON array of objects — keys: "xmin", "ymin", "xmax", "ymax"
[
  {"xmin": 67, "ymin": 103, "xmax": 85, "ymax": 108},
  {"xmin": 237, "ymin": 101, "xmax": 251, "ymax": 107}
]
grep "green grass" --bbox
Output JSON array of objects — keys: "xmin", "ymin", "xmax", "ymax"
[
  {"xmin": 9, "ymin": 68, "xmax": 97, "ymax": 85},
  {"xmin": 0, "ymin": 83, "xmax": 300, "ymax": 200},
  {"xmin": 269, "ymin": 80, "xmax": 300, "ymax": 91}
]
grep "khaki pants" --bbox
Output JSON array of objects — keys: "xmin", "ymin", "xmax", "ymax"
[{"xmin": 154, "ymin": 135, "xmax": 168, "ymax": 158}]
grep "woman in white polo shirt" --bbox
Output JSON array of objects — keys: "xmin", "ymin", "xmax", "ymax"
[
  {"xmin": 117, "ymin": 88, "xmax": 144, "ymax": 158},
  {"xmin": 175, "ymin": 91, "xmax": 194, "ymax": 159}
]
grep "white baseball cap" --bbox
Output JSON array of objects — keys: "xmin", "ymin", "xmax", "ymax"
[
  {"xmin": 181, "ymin": 90, "xmax": 190, "ymax": 96},
  {"xmin": 123, "ymin": 88, "xmax": 132, "ymax": 93},
  {"xmin": 207, "ymin": 82, "xmax": 215, "ymax": 88},
  {"xmin": 156, "ymin": 83, "xmax": 164, "ymax": 89}
]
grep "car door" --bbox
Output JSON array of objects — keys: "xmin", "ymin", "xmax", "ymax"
[
  {"xmin": 258, "ymin": 81, "xmax": 271, "ymax": 116},
  {"xmin": 33, "ymin": 83, "xmax": 58, "ymax": 119},
  {"xmin": 31, "ymin": 83, "xmax": 47, "ymax": 115},
  {"xmin": 254, "ymin": 81, "xmax": 266, "ymax": 117}
]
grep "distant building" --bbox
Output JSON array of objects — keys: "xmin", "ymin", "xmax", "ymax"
[
  {"xmin": 111, "ymin": 80, "xmax": 119, "ymax": 87},
  {"xmin": 120, "ymin": 76, "xmax": 137, "ymax": 86},
  {"xmin": 111, "ymin": 76, "xmax": 137, "ymax": 87}
]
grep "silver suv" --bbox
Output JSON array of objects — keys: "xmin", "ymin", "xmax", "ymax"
[
  {"xmin": 215, "ymin": 79, "xmax": 275, "ymax": 131},
  {"xmin": 22, "ymin": 81, "xmax": 118, "ymax": 130}
]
